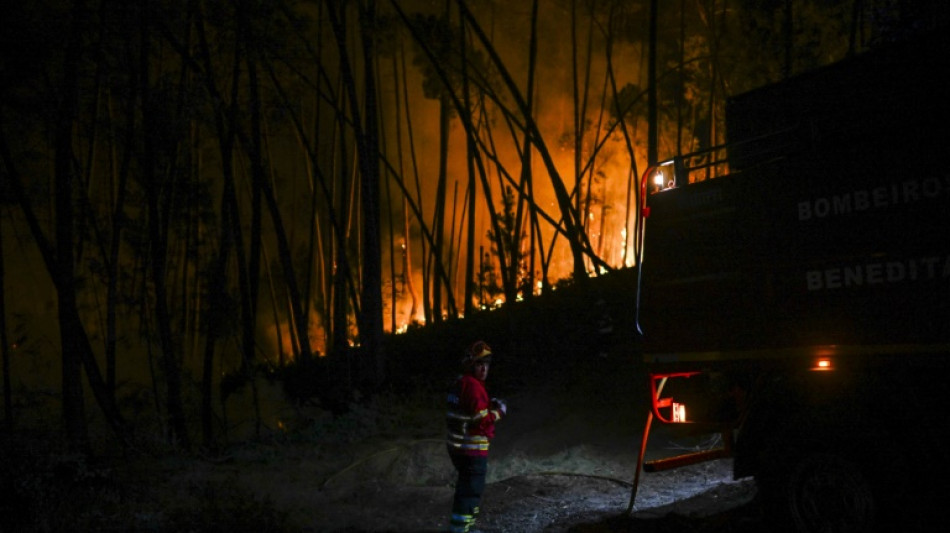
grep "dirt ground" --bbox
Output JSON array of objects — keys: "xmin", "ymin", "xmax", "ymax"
[
  {"xmin": 140, "ymin": 429, "xmax": 759, "ymax": 533},
  {"xmin": 96, "ymin": 368, "xmax": 758, "ymax": 533},
  {"xmin": 2, "ymin": 349, "xmax": 769, "ymax": 533},
  {"xmin": 311, "ymin": 450, "xmax": 760, "ymax": 533},
  {"xmin": 209, "ymin": 375, "xmax": 765, "ymax": 533}
]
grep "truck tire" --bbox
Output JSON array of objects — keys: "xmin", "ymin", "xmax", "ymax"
[{"xmin": 783, "ymin": 452, "xmax": 875, "ymax": 533}]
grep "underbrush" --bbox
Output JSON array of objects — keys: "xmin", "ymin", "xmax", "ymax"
[
  {"xmin": 0, "ymin": 387, "xmax": 446, "ymax": 533},
  {"xmin": 0, "ymin": 432, "xmax": 289, "ymax": 532}
]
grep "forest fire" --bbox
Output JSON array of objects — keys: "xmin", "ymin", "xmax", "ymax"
[{"xmin": 1, "ymin": 0, "xmax": 937, "ymax": 474}]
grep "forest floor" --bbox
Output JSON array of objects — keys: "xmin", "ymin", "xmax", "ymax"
[
  {"xmin": 301, "ymin": 372, "xmax": 764, "ymax": 533},
  {"xmin": 2, "ymin": 273, "xmax": 771, "ymax": 532},
  {"xmin": 124, "ymin": 366, "xmax": 762, "ymax": 533},
  {"xmin": 0, "ymin": 344, "xmax": 766, "ymax": 533}
]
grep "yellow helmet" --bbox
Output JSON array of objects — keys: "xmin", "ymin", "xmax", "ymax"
[{"xmin": 463, "ymin": 340, "xmax": 492, "ymax": 367}]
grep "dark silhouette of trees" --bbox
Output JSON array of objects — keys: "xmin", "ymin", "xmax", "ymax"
[{"xmin": 1, "ymin": 0, "xmax": 940, "ymax": 453}]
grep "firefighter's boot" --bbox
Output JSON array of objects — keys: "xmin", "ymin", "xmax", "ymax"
[{"xmin": 448, "ymin": 505, "xmax": 481, "ymax": 533}]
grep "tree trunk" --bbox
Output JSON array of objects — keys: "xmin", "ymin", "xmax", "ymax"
[
  {"xmin": 105, "ymin": 60, "xmax": 136, "ymax": 396},
  {"xmin": 431, "ymin": 96, "xmax": 449, "ymax": 324},
  {"xmin": 55, "ymin": 0, "xmax": 90, "ymax": 452},
  {"xmin": 1, "ymin": 129, "xmax": 129, "ymax": 449},
  {"xmin": 143, "ymin": 122, "xmax": 189, "ymax": 449},
  {"xmin": 648, "ymin": 0, "xmax": 658, "ymax": 167},
  {"xmin": 201, "ymin": 195, "xmax": 232, "ymax": 450},
  {"xmin": 431, "ymin": 0, "xmax": 453, "ymax": 321},
  {"xmin": 784, "ymin": 0, "xmax": 793, "ymax": 78},
  {"xmin": 356, "ymin": 0, "xmax": 385, "ymax": 385},
  {"xmin": 392, "ymin": 41, "xmax": 420, "ymax": 325},
  {"xmin": 0, "ymin": 211, "xmax": 11, "ymax": 429}
]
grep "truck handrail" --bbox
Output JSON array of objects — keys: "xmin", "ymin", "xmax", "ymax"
[{"xmin": 644, "ymin": 127, "xmax": 801, "ymax": 197}]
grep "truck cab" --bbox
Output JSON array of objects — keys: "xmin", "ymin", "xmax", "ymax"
[{"xmin": 636, "ymin": 29, "xmax": 950, "ymax": 532}]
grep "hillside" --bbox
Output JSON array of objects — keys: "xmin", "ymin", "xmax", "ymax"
[{"xmin": 1, "ymin": 268, "xmax": 763, "ymax": 532}]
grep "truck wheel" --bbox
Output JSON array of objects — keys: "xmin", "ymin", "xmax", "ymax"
[{"xmin": 784, "ymin": 452, "xmax": 875, "ymax": 533}]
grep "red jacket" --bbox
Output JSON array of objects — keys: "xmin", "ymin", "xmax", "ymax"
[{"xmin": 446, "ymin": 374, "xmax": 502, "ymax": 456}]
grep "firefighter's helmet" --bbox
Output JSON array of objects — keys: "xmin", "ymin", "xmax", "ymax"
[{"xmin": 462, "ymin": 340, "xmax": 492, "ymax": 367}]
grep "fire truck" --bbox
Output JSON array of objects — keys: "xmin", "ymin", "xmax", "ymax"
[{"xmin": 634, "ymin": 29, "xmax": 950, "ymax": 531}]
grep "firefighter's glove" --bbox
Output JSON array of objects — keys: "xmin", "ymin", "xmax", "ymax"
[{"xmin": 491, "ymin": 398, "xmax": 507, "ymax": 416}]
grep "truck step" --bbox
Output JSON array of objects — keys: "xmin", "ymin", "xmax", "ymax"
[{"xmin": 643, "ymin": 448, "xmax": 731, "ymax": 472}]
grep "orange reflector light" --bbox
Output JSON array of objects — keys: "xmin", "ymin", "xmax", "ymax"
[{"xmin": 811, "ymin": 358, "xmax": 834, "ymax": 371}]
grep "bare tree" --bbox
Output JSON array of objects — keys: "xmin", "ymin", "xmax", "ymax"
[
  {"xmin": 327, "ymin": 0, "xmax": 386, "ymax": 385},
  {"xmin": 0, "ymin": 0, "xmax": 128, "ymax": 450},
  {"xmin": 0, "ymin": 203, "xmax": 10, "ymax": 429}
]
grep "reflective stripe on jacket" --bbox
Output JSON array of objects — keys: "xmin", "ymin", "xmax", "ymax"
[{"xmin": 446, "ymin": 374, "xmax": 502, "ymax": 456}]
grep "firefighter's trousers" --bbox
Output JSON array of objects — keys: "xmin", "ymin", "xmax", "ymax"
[{"xmin": 448, "ymin": 453, "xmax": 487, "ymax": 533}]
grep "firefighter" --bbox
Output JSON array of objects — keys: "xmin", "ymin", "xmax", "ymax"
[{"xmin": 446, "ymin": 340, "xmax": 506, "ymax": 533}]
